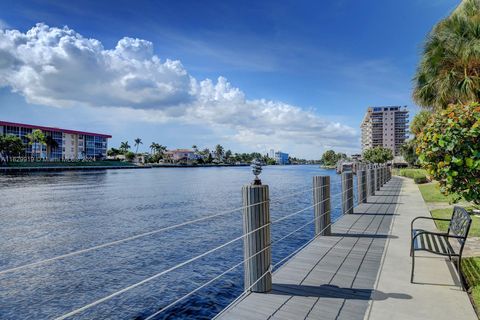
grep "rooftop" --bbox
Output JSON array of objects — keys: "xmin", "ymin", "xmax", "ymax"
[{"xmin": 0, "ymin": 120, "xmax": 112, "ymax": 138}]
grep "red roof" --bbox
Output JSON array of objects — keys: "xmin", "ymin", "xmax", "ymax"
[{"xmin": 0, "ymin": 121, "xmax": 112, "ymax": 138}]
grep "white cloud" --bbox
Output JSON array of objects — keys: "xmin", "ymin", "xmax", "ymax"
[{"xmin": 0, "ymin": 23, "xmax": 359, "ymax": 156}]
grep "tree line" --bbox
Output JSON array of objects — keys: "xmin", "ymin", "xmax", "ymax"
[{"xmin": 107, "ymin": 139, "xmax": 303, "ymax": 164}]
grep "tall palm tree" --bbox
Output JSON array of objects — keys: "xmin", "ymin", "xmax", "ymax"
[
  {"xmin": 26, "ymin": 129, "xmax": 45, "ymax": 161},
  {"xmin": 120, "ymin": 141, "xmax": 130, "ymax": 154},
  {"xmin": 45, "ymin": 135, "xmax": 59, "ymax": 161},
  {"xmin": 134, "ymin": 138, "xmax": 143, "ymax": 154},
  {"xmin": 413, "ymin": 0, "xmax": 480, "ymax": 109},
  {"xmin": 215, "ymin": 144, "xmax": 224, "ymax": 160},
  {"xmin": 192, "ymin": 145, "xmax": 198, "ymax": 153}
]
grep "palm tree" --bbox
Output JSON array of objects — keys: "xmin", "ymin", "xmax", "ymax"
[
  {"xmin": 45, "ymin": 135, "xmax": 59, "ymax": 160},
  {"xmin": 26, "ymin": 129, "xmax": 45, "ymax": 161},
  {"xmin": 157, "ymin": 144, "xmax": 167, "ymax": 155},
  {"xmin": 120, "ymin": 141, "xmax": 130, "ymax": 154},
  {"xmin": 192, "ymin": 145, "xmax": 198, "ymax": 153},
  {"xmin": 150, "ymin": 142, "xmax": 159, "ymax": 154},
  {"xmin": 215, "ymin": 144, "xmax": 224, "ymax": 160},
  {"xmin": 134, "ymin": 138, "xmax": 143, "ymax": 154},
  {"xmin": 413, "ymin": 0, "xmax": 480, "ymax": 109}
]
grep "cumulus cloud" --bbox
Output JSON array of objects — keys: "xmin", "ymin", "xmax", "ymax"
[{"xmin": 0, "ymin": 23, "xmax": 358, "ymax": 154}]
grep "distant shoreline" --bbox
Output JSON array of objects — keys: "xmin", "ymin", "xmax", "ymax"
[
  {"xmin": 151, "ymin": 163, "xmax": 250, "ymax": 168},
  {"xmin": 0, "ymin": 162, "xmax": 316, "ymax": 173}
]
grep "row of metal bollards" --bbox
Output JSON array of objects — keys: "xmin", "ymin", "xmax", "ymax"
[{"xmin": 242, "ymin": 164, "xmax": 391, "ymax": 293}]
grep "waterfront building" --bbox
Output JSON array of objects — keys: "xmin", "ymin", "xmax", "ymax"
[
  {"xmin": 274, "ymin": 151, "xmax": 289, "ymax": 165},
  {"xmin": 0, "ymin": 121, "xmax": 111, "ymax": 160},
  {"xmin": 164, "ymin": 149, "xmax": 197, "ymax": 163},
  {"xmin": 360, "ymin": 106, "xmax": 409, "ymax": 156}
]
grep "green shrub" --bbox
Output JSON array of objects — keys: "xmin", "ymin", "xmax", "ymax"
[
  {"xmin": 414, "ymin": 174, "xmax": 428, "ymax": 184},
  {"xmin": 417, "ymin": 103, "xmax": 480, "ymax": 204},
  {"xmin": 125, "ymin": 151, "xmax": 135, "ymax": 161},
  {"xmin": 398, "ymin": 168, "xmax": 427, "ymax": 179}
]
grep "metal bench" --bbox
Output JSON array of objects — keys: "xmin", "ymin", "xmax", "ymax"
[{"xmin": 410, "ymin": 206, "xmax": 472, "ymax": 283}]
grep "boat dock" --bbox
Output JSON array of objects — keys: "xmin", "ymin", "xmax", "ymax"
[{"xmin": 216, "ymin": 177, "xmax": 476, "ymax": 320}]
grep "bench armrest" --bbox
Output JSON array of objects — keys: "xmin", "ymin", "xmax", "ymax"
[{"xmin": 411, "ymin": 216, "xmax": 450, "ymax": 230}]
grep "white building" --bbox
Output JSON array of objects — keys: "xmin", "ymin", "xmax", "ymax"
[
  {"xmin": 164, "ymin": 149, "xmax": 197, "ymax": 163},
  {"xmin": 361, "ymin": 106, "xmax": 409, "ymax": 156},
  {"xmin": 0, "ymin": 120, "xmax": 110, "ymax": 160}
]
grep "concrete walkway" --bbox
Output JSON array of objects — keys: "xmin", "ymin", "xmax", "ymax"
[{"xmin": 366, "ymin": 177, "xmax": 476, "ymax": 320}]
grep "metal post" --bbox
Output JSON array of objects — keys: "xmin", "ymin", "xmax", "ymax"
[
  {"xmin": 368, "ymin": 167, "xmax": 375, "ymax": 197},
  {"xmin": 313, "ymin": 176, "xmax": 331, "ymax": 236},
  {"xmin": 380, "ymin": 165, "xmax": 384, "ymax": 186},
  {"xmin": 342, "ymin": 171, "xmax": 354, "ymax": 214},
  {"xmin": 375, "ymin": 165, "xmax": 381, "ymax": 191},
  {"xmin": 242, "ymin": 163, "xmax": 271, "ymax": 293},
  {"xmin": 357, "ymin": 170, "xmax": 367, "ymax": 203}
]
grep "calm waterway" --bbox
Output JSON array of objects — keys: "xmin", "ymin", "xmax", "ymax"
[{"xmin": 0, "ymin": 165, "xmax": 356, "ymax": 319}]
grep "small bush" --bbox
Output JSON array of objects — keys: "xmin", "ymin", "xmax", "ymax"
[
  {"xmin": 398, "ymin": 168, "xmax": 428, "ymax": 180},
  {"xmin": 414, "ymin": 174, "xmax": 428, "ymax": 184}
]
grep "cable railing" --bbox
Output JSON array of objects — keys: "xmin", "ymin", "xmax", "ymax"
[
  {"xmin": 5, "ymin": 167, "xmax": 390, "ymax": 320},
  {"xmin": 53, "ymin": 219, "xmax": 273, "ymax": 320},
  {"xmin": 0, "ymin": 199, "xmax": 270, "ymax": 276},
  {"xmin": 1, "ymin": 182, "xmax": 349, "ymax": 276}
]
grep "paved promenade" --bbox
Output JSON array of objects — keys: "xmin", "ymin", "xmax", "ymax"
[
  {"xmin": 216, "ymin": 177, "xmax": 476, "ymax": 320},
  {"xmin": 367, "ymin": 177, "xmax": 476, "ymax": 320}
]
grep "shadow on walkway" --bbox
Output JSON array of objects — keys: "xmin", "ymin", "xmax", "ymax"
[{"xmin": 271, "ymin": 284, "xmax": 412, "ymax": 301}]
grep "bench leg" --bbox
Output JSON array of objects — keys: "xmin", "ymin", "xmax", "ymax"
[
  {"xmin": 458, "ymin": 258, "xmax": 465, "ymax": 291},
  {"xmin": 410, "ymin": 235, "xmax": 412, "ymax": 257},
  {"xmin": 411, "ymin": 250, "xmax": 415, "ymax": 283}
]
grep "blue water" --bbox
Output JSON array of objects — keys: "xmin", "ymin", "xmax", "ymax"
[{"xmin": 0, "ymin": 165, "xmax": 356, "ymax": 319}]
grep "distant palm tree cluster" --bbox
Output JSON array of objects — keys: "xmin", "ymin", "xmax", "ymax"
[{"xmin": 107, "ymin": 140, "xmax": 310, "ymax": 165}]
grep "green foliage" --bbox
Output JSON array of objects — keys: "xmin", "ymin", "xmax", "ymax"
[
  {"xmin": 107, "ymin": 148, "xmax": 122, "ymax": 157},
  {"xmin": 418, "ymin": 182, "xmax": 460, "ymax": 203},
  {"xmin": 413, "ymin": 175, "xmax": 428, "ymax": 184},
  {"xmin": 410, "ymin": 111, "xmax": 432, "ymax": 136},
  {"xmin": 398, "ymin": 168, "xmax": 427, "ymax": 179},
  {"xmin": 125, "ymin": 151, "xmax": 135, "ymax": 161},
  {"xmin": 416, "ymin": 103, "xmax": 480, "ymax": 204},
  {"xmin": 397, "ymin": 168, "xmax": 429, "ymax": 184},
  {"xmin": 120, "ymin": 141, "xmax": 130, "ymax": 154},
  {"xmin": 400, "ymin": 140, "xmax": 418, "ymax": 166},
  {"xmin": 0, "ymin": 134, "xmax": 25, "ymax": 162},
  {"xmin": 461, "ymin": 256, "xmax": 480, "ymax": 313},
  {"xmin": 215, "ymin": 144, "xmax": 224, "ymax": 159},
  {"xmin": 266, "ymin": 158, "xmax": 277, "ymax": 165},
  {"xmin": 362, "ymin": 147, "xmax": 393, "ymax": 164},
  {"xmin": 225, "ymin": 149, "xmax": 232, "ymax": 162},
  {"xmin": 413, "ymin": 0, "xmax": 480, "ymax": 109},
  {"xmin": 321, "ymin": 150, "xmax": 347, "ymax": 166},
  {"xmin": 147, "ymin": 153, "xmax": 163, "ymax": 163},
  {"xmin": 26, "ymin": 129, "xmax": 46, "ymax": 160},
  {"xmin": 134, "ymin": 138, "xmax": 142, "ymax": 153}
]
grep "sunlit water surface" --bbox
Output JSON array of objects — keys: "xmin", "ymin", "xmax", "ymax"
[{"xmin": 0, "ymin": 165, "xmax": 357, "ymax": 319}]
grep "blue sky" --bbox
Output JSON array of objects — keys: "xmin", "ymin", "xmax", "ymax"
[{"xmin": 0, "ymin": 0, "xmax": 459, "ymax": 158}]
